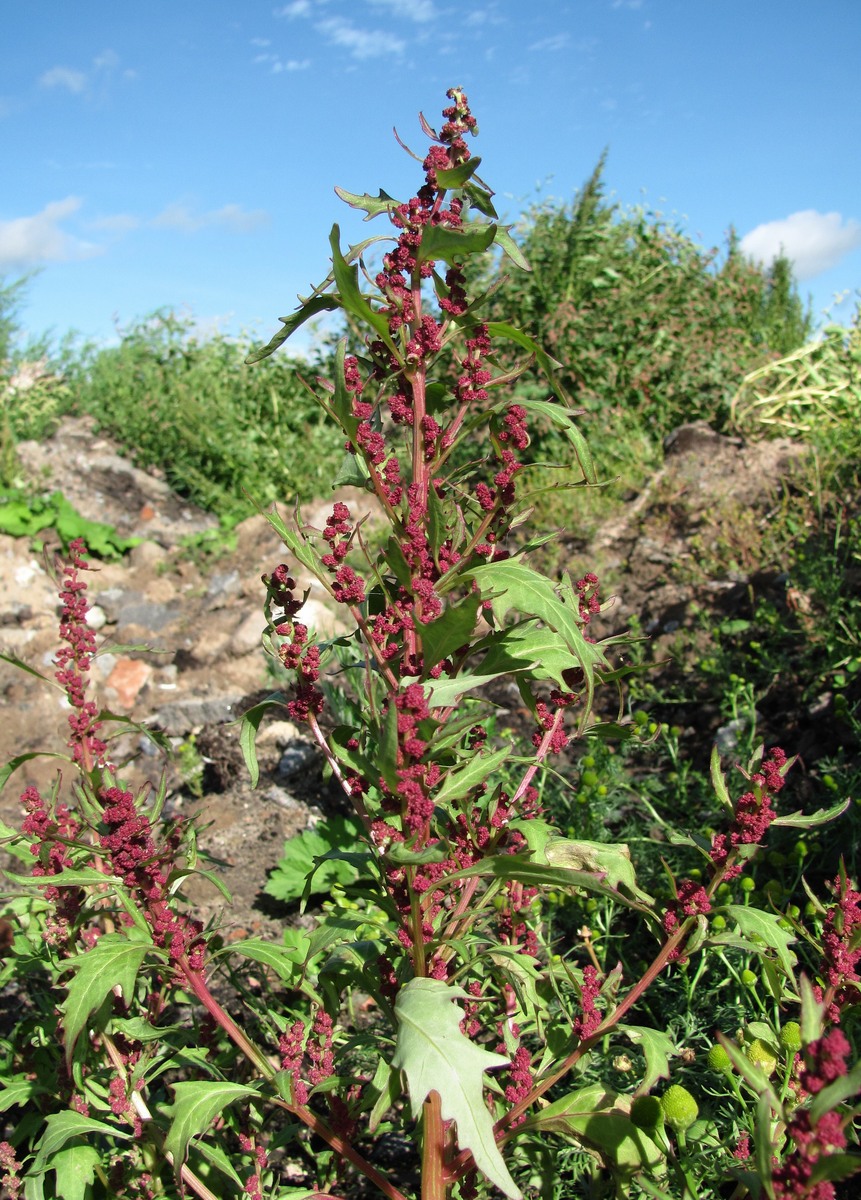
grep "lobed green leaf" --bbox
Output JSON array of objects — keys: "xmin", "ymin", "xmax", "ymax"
[
  {"xmin": 392, "ymin": 978, "xmax": 521, "ymax": 1199},
  {"xmin": 163, "ymin": 1081, "xmax": 259, "ymax": 1177},
  {"xmin": 60, "ymin": 928, "xmax": 154, "ymax": 1065}
]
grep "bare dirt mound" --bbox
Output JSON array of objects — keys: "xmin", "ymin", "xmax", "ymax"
[{"xmin": 1, "ymin": 416, "xmax": 806, "ymax": 934}]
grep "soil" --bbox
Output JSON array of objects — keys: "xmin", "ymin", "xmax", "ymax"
[{"xmin": 1, "ymin": 415, "xmax": 814, "ymax": 936}]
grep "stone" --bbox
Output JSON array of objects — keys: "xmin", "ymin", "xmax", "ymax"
[
  {"xmin": 152, "ymin": 695, "xmax": 244, "ymax": 737},
  {"xmin": 105, "ymin": 657, "xmax": 153, "ymax": 710},
  {"xmin": 277, "ymin": 740, "xmax": 318, "ymax": 780}
]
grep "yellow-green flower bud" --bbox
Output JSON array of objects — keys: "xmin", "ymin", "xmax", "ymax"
[
  {"xmin": 745, "ymin": 1038, "xmax": 777, "ymax": 1077},
  {"xmin": 779, "ymin": 1021, "xmax": 802, "ymax": 1053},
  {"xmin": 707, "ymin": 1043, "xmax": 731, "ymax": 1072},
  {"xmin": 630, "ymin": 1094, "xmax": 664, "ymax": 1130},
  {"xmin": 660, "ymin": 1084, "xmax": 699, "ymax": 1132}
]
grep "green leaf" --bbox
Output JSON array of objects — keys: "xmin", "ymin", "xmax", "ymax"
[
  {"xmin": 442, "ymin": 852, "xmax": 631, "ymax": 904},
  {"xmin": 264, "ymin": 815, "xmax": 369, "ymax": 904},
  {"xmin": 304, "ymin": 913, "xmax": 366, "ymax": 962},
  {"xmin": 800, "ymin": 974, "xmax": 826, "ymax": 1045},
  {"xmin": 618, "ymin": 1026, "xmax": 677, "ymax": 1092},
  {"xmin": 32, "ymin": 1111, "xmax": 132, "ymax": 1172},
  {"xmin": 238, "ymin": 698, "xmax": 278, "ymax": 788},
  {"xmin": 486, "ymin": 322, "xmax": 564, "ymax": 385},
  {"xmin": 1, "ymin": 750, "xmax": 71, "ymax": 795},
  {"xmin": 710, "ymin": 745, "xmax": 734, "ymax": 816},
  {"xmin": 190, "ymin": 1137, "xmax": 248, "ymax": 1189},
  {"xmin": 724, "ymin": 905, "xmax": 797, "ymax": 976},
  {"xmin": 435, "ymin": 157, "xmax": 482, "ymax": 189},
  {"xmin": 334, "ymin": 185, "xmax": 399, "ymax": 220},
  {"xmin": 465, "ymin": 560, "xmax": 608, "ymax": 711},
  {"xmin": 416, "ymin": 594, "xmax": 481, "ymax": 669},
  {"xmin": 0, "ymin": 651, "xmax": 58, "ymax": 685},
  {"xmin": 6, "ymin": 866, "xmax": 123, "ymax": 890},
  {"xmin": 110, "ymin": 1016, "xmax": 185, "ymax": 1043},
  {"xmin": 60, "ymin": 928, "xmax": 154, "ymax": 1064},
  {"xmin": 477, "ymin": 621, "xmax": 586, "ymax": 688},
  {"xmin": 515, "ymin": 399, "xmax": 597, "ymax": 484},
  {"xmin": 329, "ymin": 224, "xmax": 392, "ymax": 342},
  {"xmin": 809, "ymin": 1060, "xmax": 861, "ymax": 1123},
  {"xmin": 0, "ymin": 818, "xmax": 47, "ymax": 862},
  {"xmin": 434, "ymin": 744, "xmax": 514, "ymax": 805},
  {"xmin": 418, "ymin": 222, "xmax": 497, "ymax": 266},
  {"xmin": 409, "ymin": 669, "xmax": 511, "ymax": 710},
  {"xmin": 262, "ymin": 508, "xmax": 325, "ymax": 582},
  {"xmin": 43, "ymin": 1144, "xmax": 101, "ymax": 1200},
  {"xmin": 386, "ymin": 842, "xmax": 448, "ymax": 866},
  {"xmin": 493, "ymin": 226, "xmax": 530, "ymax": 271},
  {"xmin": 332, "ymin": 449, "xmax": 370, "ymax": 489},
  {"xmin": 809, "ymin": 1153, "xmax": 861, "ymax": 1186},
  {"xmin": 368, "ymin": 1057, "xmax": 402, "ymax": 1132},
  {"xmin": 330, "ymin": 337, "xmax": 359, "ymax": 437},
  {"xmin": 425, "ymin": 480, "xmax": 450, "ymax": 562},
  {"xmin": 222, "ymin": 937, "xmax": 305, "ymax": 982},
  {"xmin": 539, "ymin": 838, "xmax": 653, "ymax": 905},
  {"xmin": 463, "ymin": 181, "xmax": 499, "ymax": 219},
  {"xmin": 522, "ymin": 1084, "xmax": 664, "ymax": 1179},
  {"xmin": 392, "ymin": 978, "xmax": 521, "ymax": 1199},
  {"xmin": 771, "ymin": 798, "xmax": 849, "ymax": 828},
  {"xmin": 0, "ymin": 1075, "xmax": 49, "ymax": 1112},
  {"xmin": 245, "ymin": 295, "xmax": 340, "ymax": 364},
  {"xmin": 164, "ymin": 1081, "xmax": 259, "ymax": 1175}
]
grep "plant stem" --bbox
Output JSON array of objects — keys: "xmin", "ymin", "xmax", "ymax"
[
  {"xmin": 422, "ymin": 1091, "xmax": 448, "ymax": 1200},
  {"xmin": 101, "ymin": 1032, "xmax": 222, "ymax": 1200}
]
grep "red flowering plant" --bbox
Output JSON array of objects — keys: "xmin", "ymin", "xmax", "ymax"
[{"xmin": 1, "ymin": 88, "xmax": 859, "ymax": 1200}]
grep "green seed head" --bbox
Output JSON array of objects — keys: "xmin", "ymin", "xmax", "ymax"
[
  {"xmin": 630, "ymin": 1094, "xmax": 664, "ymax": 1130},
  {"xmin": 660, "ymin": 1084, "xmax": 699, "ymax": 1132},
  {"xmin": 745, "ymin": 1038, "xmax": 778, "ymax": 1077},
  {"xmin": 779, "ymin": 1021, "xmax": 802, "ymax": 1053},
  {"xmin": 707, "ymin": 1043, "xmax": 731, "ymax": 1072},
  {"xmin": 741, "ymin": 969, "xmax": 758, "ymax": 989}
]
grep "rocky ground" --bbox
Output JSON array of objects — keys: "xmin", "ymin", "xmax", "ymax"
[{"xmin": 1, "ymin": 415, "xmax": 810, "ymax": 937}]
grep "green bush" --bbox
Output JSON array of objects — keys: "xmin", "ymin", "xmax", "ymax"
[{"xmin": 63, "ymin": 311, "xmax": 344, "ymax": 523}]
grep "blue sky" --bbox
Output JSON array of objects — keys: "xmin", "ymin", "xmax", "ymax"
[{"xmin": 2, "ymin": 0, "xmax": 860, "ymax": 357}]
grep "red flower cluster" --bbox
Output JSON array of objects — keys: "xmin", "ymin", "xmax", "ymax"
[
  {"xmin": 663, "ymin": 878, "xmax": 712, "ymax": 936},
  {"xmin": 99, "ymin": 786, "xmax": 205, "ymax": 970},
  {"xmin": 53, "ymin": 538, "xmax": 108, "ymax": 770},
  {"xmin": 264, "ymin": 564, "xmax": 325, "ymax": 724},
  {"xmin": 710, "ymin": 748, "xmax": 788, "ymax": 878},
  {"xmin": 814, "ymin": 874, "xmax": 861, "ymax": 1022},
  {"xmin": 276, "ymin": 1010, "xmax": 335, "ymax": 1108},
  {"xmin": 573, "ymin": 965, "xmax": 603, "ymax": 1040},
  {"xmin": 773, "ymin": 1030, "xmax": 850, "ymax": 1199},
  {"xmin": 20, "ymin": 785, "xmax": 83, "ymax": 945}
]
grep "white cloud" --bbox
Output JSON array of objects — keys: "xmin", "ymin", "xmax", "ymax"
[
  {"xmin": 529, "ymin": 33, "xmax": 571, "ymax": 52},
  {"xmin": 87, "ymin": 213, "xmax": 141, "ymax": 234},
  {"xmin": 38, "ymin": 49, "xmax": 128, "ymax": 98},
  {"xmin": 150, "ymin": 202, "xmax": 270, "ymax": 234},
  {"xmin": 275, "ymin": 1, "xmax": 313, "ymax": 16},
  {"xmin": 93, "ymin": 48, "xmax": 120, "ymax": 71},
  {"xmin": 272, "ymin": 58, "xmax": 311, "ymax": 72},
  {"xmin": 39, "ymin": 66, "xmax": 87, "ymax": 93},
  {"xmin": 0, "ymin": 197, "xmax": 101, "ymax": 269},
  {"xmin": 365, "ymin": 0, "xmax": 437, "ymax": 21},
  {"xmin": 316, "ymin": 16, "xmax": 404, "ymax": 58},
  {"xmin": 740, "ymin": 210, "xmax": 861, "ymax": 281}
]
